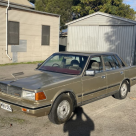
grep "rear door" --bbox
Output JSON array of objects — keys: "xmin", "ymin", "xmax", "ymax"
[
  {"xmin": 102, "ymin": 55, "xmax": 124, "ymax": 94},
  {"xmin": 82, "ymin": 56, "xmax": 107, "ymax": 103}
]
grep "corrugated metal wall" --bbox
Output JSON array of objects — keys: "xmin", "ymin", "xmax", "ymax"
[
  {"xmin": 67, "ymin": 25, "xmax": 135, "ymax": 65},
  {"xmin": 133, "ymin": 26, "xmax": 136, "ymax": 65},
  {"xmin": 68, "ymin": 26, "xmax": 99, "ymax": 52},
  {"xmin": 59, "ymin": 36, "xmax": 67, "ymax": 46},
  {"xmin": 98, "ymin": 26, "xmax": 134, "ymax": 65}
]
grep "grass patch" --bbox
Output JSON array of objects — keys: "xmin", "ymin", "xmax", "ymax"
[
  {"xmin": 0, "ymin": 61, "xmax": 44, "ymax": 66},
  {"xmin": 0, "ymin": 115, "xmax": 27, "ymax": 127}
]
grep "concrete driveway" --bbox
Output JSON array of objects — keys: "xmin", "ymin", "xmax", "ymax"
[{"xmin": 0, "ymin": 64, "xmax": 136, "ymax": 136}]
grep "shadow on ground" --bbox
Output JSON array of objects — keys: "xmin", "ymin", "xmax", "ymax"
[{"xmin": 63, "ymin": 107, "xmax": 95, "ymax": 136}]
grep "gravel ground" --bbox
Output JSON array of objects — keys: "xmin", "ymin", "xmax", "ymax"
[{"xmin": 0, "ymin": 64, "xmax": 136, "ymax": 136}]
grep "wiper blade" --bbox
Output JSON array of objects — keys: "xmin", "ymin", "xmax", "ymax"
[{"xmin": 38, "ymin": 69, "xmax": 78, "ymax": 75}]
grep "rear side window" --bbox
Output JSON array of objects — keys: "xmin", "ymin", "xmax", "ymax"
[
  {"xmin": 103, "ymin": 55, "xmax": 121, "ymax": 71},
  {"xmin": 115, "ymin": 55, "xmax": 125, "ymax": 67},
  {"xmin": 112, "ymin": 56, "xmax": 121, "ymax": 68}
]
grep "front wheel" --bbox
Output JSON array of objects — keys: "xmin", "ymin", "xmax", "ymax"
[
  {"xmin": 48, "ymin": 94, "xmax": 73, "ymax": 124},
  {"xmin": 114, "ymin": 81, "xmax": 129, "ymax": 99}
]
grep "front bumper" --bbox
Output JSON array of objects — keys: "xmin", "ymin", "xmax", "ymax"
[{"xmin": 0, "ymin": 94, "xmax": 51, "ymax": 117}]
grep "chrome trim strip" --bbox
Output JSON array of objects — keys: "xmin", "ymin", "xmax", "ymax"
[
  {"xmin": 0, "ymin": 98, "xmax": 51, "ymax": 110},
  {"xmin": 78, "ymin": 95, "xmax": 82, "ymax": 98},
  {"xmin": 108, "ymin": 83, "xmax": 120, "ymax": 89},
  {"xmin": 82, "ymin": 90, "xmax": 119, "ymax": 104},
  {"xmin": 83, "ymin": 87, "xmax": 107, "ymax": 96},
  {"xmin": 83, "ymin": 83, "xmax": 120, "ymax": 96}
]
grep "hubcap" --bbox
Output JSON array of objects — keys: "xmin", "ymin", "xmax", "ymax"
[
  {"xmin": 57, "ymin": 100, "xmax": 70, "ymax": 120},
  {"xmin": 121, "ymin": 83, "xmax": 127, "ymax": 97}
]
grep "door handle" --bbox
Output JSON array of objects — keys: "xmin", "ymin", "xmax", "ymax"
[
  {"xmin": 101, "ymin": 75, "xmax": 106, "ymax": 79},
  {"xmin": 120, "ymin": 71, "xmax": 124, "ymax": 74}
]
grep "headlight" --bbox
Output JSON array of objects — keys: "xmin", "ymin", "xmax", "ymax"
[
  {"xmin": 22, "ymin": 90, "xmax": 46, "ymax": 101},
  {"xmin": 22, "ymin": 91, "xmax": 35, "ymax": 101}
]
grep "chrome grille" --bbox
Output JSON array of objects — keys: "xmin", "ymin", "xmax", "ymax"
[
  {"xmin": 0, "ymin": 83, "xmax": 7, "ymax": 94},
  {"xmin": 8, "ymin": 86, "xmax": 22, "ymax": 97},
  {"xmin": 0, "ymin": 83, "xmax": 22, "ymax": 97}
]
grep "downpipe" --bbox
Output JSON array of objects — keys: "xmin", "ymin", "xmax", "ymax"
[{"xmin": 6, "ymin": 0, "xmax": 12, "ymax": 60}]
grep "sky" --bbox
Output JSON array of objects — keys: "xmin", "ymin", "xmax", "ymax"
[
  {"xmin": 123, "ymin": 0, "xmax": 136, "ymax": 10},
  {"xmin": 29, "ymin": 2, "xmax": 35, "ymax": 7}
]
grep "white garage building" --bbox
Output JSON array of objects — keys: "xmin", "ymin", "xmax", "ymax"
[{"xmin": 66, "ymin": 12, "xmax": 136, "ymax": 65}]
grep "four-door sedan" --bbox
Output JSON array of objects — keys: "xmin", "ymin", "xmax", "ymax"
[{"xmin": 0, "ymin": 52, "xmax": 136, "ymax": 124}]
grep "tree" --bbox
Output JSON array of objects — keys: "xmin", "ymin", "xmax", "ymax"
[
  {"xmin": 72, "ymin": 0, "xmax": 136, "ymax": 20},
  {"xmin": 35, "ymin": 0, "xmax": 136, "ymax": 29},
  {"xmin": 35, "ymin": 0, "xmax": 73, "ymax": 29}
]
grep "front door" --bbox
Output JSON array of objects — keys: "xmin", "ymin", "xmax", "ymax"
[{"xmin": 82, "ymin": 56, "xmax": 107, "ymax": 103}]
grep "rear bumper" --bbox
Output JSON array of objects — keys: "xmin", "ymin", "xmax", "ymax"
[{"xmin": 0, "ymin": 98, "xmax": 51, "ymax": 117}]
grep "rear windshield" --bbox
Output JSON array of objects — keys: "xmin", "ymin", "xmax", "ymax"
[{"xmin": 38, "ymin": 54, "xmax": 88, "ymax": 75}]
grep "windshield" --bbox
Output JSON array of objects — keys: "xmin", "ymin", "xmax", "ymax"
[{"xmin": 38, "ymin": 54, "xmax": 88, "ymax": 75}]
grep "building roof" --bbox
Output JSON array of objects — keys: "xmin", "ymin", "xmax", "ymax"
[
  {"xmin": 1, "ymin": 0, "xmax": 33, "ymax": 8},
  {"xmin": 0, "ymin": 1, "xmax": 60, "ymax": 17},
  {"xmin": 66, "ymin": 12, "xmax": 136, "ymax": 26}
]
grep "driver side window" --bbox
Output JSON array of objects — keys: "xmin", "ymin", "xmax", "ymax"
[{"xmin": 87, "ymin": 56, "xmax": 103, "ymax": 73}]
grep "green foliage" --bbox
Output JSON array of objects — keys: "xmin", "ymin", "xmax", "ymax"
[
  {"xmin": 72, "ymin": 0, "xmax": 136, "ymax": 20},
  {"xmin": 35, "ymin": 0, "xmax": 73, "ymax": 29},
  {"xmin": 35, "ymin": 0, "xmax": 136, "ymax": 29}
]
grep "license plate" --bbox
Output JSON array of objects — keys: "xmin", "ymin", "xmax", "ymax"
[{"xmin": 0, "ymin": 102, "xmax": 12, "ymax": 112}]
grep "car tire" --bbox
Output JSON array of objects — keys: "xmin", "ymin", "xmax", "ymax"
[
  {"xmin": 48, "ymin": 93, "xmax": 73, "ymax": 124},
  {"xmin": 114, "ymin": 81, "xmax": 129, "ymax": 99}
]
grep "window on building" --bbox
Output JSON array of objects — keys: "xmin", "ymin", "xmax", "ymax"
[
  {"xmin": 42, "ymin": 25, "xmax": 50, "ymax": 45},
  {"xmin": 8, "ymin": 21, "xmax": 19, "ymax": 45}
]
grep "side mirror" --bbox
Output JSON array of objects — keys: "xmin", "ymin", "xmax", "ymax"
[
  {"xmin": 37, "ymin": 63, "xmax": 41, "ymax": 68},
  {"xmin": 85, "ymin": 70, "xmax": 95, "ymax": 76}
]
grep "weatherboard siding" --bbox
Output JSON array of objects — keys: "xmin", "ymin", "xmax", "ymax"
[
  {"xmin": 4, "ymin": 0, "xmax": 33, "ymax": 8},
  {"xmin": 0, "ymin": 7, "xmax": 59, "ymax": 64},
  {"xmin": 0, "ymin": 7, "xmax": 11, "ymax": 64}
]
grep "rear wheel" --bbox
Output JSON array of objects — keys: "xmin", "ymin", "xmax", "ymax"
[
  {"xmin": 114, "ymin": 81, "xmax": 129, "ymax": 99},
  {"xmin": 48, "ymin": 94, "xmax": 73, "ymax": 124}
]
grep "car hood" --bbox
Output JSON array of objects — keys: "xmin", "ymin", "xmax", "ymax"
[{"xmin": 0, "ymin": 71, "xmax": 76, "ymax": 90}]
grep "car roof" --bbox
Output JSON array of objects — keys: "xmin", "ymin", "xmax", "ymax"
[{"xmin": 56, "ymin": 51, "xmax": 117, "ymax": 56}]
